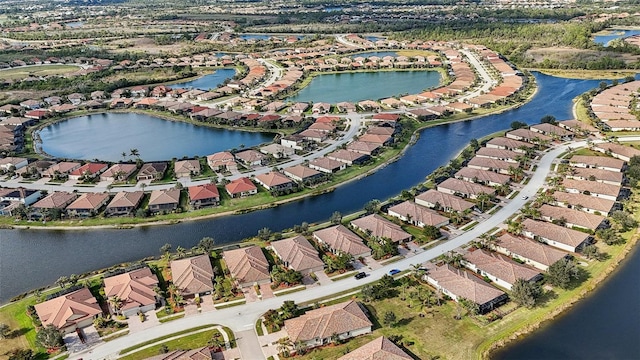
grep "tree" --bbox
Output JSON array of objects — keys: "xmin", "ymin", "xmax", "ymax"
[
  {"xmin": 280, "ymin": 300, "xmax": 299, "ymax": 320},
  {"xmin": 596, "ymin": 228, "xmax": 624, "ymax": 245},
  {"xmin": 55, "ymin": 276, "xmax": 68, "ymax": 289},
  {"xmin": 176, "ymin": 246, "xmax": 186, "ymax": 258},
  {"xmin": 208, "ymin": 333, "xmax": 225, "ymax": 352},
  {"xmin": 363, "ymin": 199, "xmax": 381, "ymax": 214},
  {"xmin": 510, "ymin": 278, "xmax": 541, "ymax": 308},
  {"xmin": 197, "ymin": 236, "xmax": 216, "ymax": 255},
  {"xmin": 257, "ymin": 227, "xmax": 272, "ymax": 240},
  {"xmin": 547, "ymin": 258, "xmax": 580, "ymax": 289},
  {"xmin": 510, "ymin": 121, "xmax": 528, "ymax": 130},
  {"xmin": 507, "ymin": 220, "xmax": 523, "ymax": 236},
  {"xmin": 129, "ymin": 148, "xmax": 140, "ymax": 159},
  {"xmin": 540, "ymin": 115, "xmax": 557, "ymax": 125},
  {"xmin": 68, "ymin": 274, "xmax": 80, "ymax": 287},
  {"xmin": 109, "ymin": 296, "xmax": 124, "ymax": 315},
  {"xmin": 329, "ymin": 211, "xmax": 342, "ymax": 224},
  {"xmin": 160, "ymin": 243, "xmax": 172, "ymax": 257},
  {"xmin": 8, "ymin": 349, "xmax": 34, "ymax": 360},
  {"xmin": 0, "ymin": 323, "xmax": 10, "ymax": 339},
  {"xmin": 610, "ymin": 210, "xmax": 638, "ymax": 232},
  {"xmin": 423, "ymin": 225, "xmax": 441, "ymax": 241},
  {"xmin": 36, "ymin": 325, "xmax": 63, "ymax": 350},
  {"xmin": 159, "ymin": 344, "xmax": 170, "ymax": 354},
  {"xmin": 383, "ymin": 310, "xmax": 397, "ymax": 327},
  {"xmin": 583, "ymin": 244, "xmax": 602, "ymax": 261},
  {"xmin": 476, "ymin": 192, "xmax": 492, "ymax": 212}
]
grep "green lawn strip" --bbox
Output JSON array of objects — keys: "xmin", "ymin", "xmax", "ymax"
[
  {"xmin": 461, "ymin": 221, "xmax": 479, "ymax": 231},
  {"xmin": 221, "ymin": 326, "xmax": 236, "ymax": 347},
  {"xmin": 158, "ymin": 313, "xmax": 185, "ymax": 323},
  {"xmin": 0, "ymin": 297, "xmax": 43, "ymax": 356},
  {"xmin": 215, "ymin": 300, "xmax": 246, "ymax": 309},
  {"xmin": 119, "ymin": 328, "xmax": 221, "ymax": 360},
  {"xmin": 255, "ymin": 319, "xmax": 264, "ymax": 336},
  {"xmin": 274, "ymin": 286, "xmax": 306, "ymax": 297},
  {"xmin": 330, "ymin": 271, "xmax": 357, "ymax": 282},
  {"xmin": 102, "ymin": 330, "xmax": 130, "ymax": 342},
  {"xmin": 119, "ymin": 325, "xmax": 216, "ymax": 355}
]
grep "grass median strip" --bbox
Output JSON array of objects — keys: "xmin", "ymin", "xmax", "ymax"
[
  {"xmin": 119, "ymin": 328, "xmax": 221, "ymax": 360},
  {"xmin": 119, "ymin": 325, "xmax": 214, "ymax": 355}
]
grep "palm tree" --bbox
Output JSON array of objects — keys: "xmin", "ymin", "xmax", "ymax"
[
  {"xmin": 176, "ymin": 246, "xmax": 186, "ymax": 258},
  {"xmin": 129, "ymin": 148, "xmax": 140, "ymax": 159},
  {"xmin": 520, "ymin": 204, "xmax": 541, "ymax": 219},
  {"xmin": 476, "ymin": 192, "xmax": 492, "ymax": 212},
  {"xmin": 508, "ymin": 165, "xmax": 524, "ymax": 182},
  {"xmin": 121, "ymin": 152, "xmax": 127, "ymax": 162},
  {"xmin": 109, "ymin": 296, "xmax": 124, "ymax": 315},
  {"xmin": 507, "ymin": 220, "xmax": 524, "ymax": 235}
]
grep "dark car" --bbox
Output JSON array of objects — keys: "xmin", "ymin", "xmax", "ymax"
[
  {"xmin": 354, "ymin": 272, "xmax": 367, "ymax": 279},
  {"xmin": 388, "ymin": 269, "xmax": 401, "ymax": 276}
]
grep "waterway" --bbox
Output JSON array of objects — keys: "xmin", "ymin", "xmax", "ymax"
[
  {"xmin": 168, "ymin": 68, "xmax": 236, "ymax": 90},
  {"xmin": 593, "ymin": 29, "xmax": 640, "ymax": 46},
  {"xmin": 287, "ymin": 70, "xmax": 441, "ymax": 103},
  {"xmin": 37, "ymin": 112, "xmax": 275, "ymax": 162},
  {"xmin": 1, "ymin": 72, "xmax": 638, "ymax": 357}
]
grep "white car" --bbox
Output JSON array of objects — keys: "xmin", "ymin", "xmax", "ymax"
[{"xmin": 522, "ymin": 195, "xmax": 529, "ymax": 200}]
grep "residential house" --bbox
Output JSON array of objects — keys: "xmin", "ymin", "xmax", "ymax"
[
  {"xmin": 299, "ymin": 129, "xmax": 328, "ymax": 143},
  {"xmin": 415, "ymin": 189, "xmax": 475, "ymax": 213},
  {"xmin": 358, "ymin": 133, "xmax": 393, "ymax": 146},
  {"xmin": 42, "ymin": 162, "xmax": 81, "ymax": 178},
  {"xmin": 492, "ymin": 233, "xmax": 569, "ymax": 271},
  {"xmin": 538, "ymin": 204, "xmax": 606, "ymax": 231},
  {"xmin": 552, "ymin": 191, "xmax": 615, "ymax": 216},
  {"xmin": 309, "ymin": 157, "xmax": 346, "ymax": 174},
  {"xmin": 455, "ymin": 167, "xmax": 511, "ymax": 186},
  {"xmin": 337, "ymin": 336, "xmax": 412, "ymax": 360},
  {"xmin": 312, "ymin": 102, "xmax": 331, "ymax": 114},
  {"xmin": 422, "ymin": 263, "xmax": 507, "ymax": 314},
  {"xmin": 283, "ymin": 165, "xmax": 324, "ymax": 184},
  {"xmin": 260, "ymin": 144, "xmax": 295, "ymax": 159},
  {"xmin": 0, "ymin": 187, "xmax": 41, "ymax": 206},
  {"xmin": 225, "ymin": 177, "xmax": 258, "ymax": 198},
  {"xmin": 174, "ymin": 159, "xmax": 201, "ymax": 178},
  {"xmin": 437, "ymin": 178, "xmax": 495, "ymax": 199},
  {"xmin": 327, "ymin": 149, "xmax": 370, "ymax": 165},
  {"xmin": 254, "ymin": 172, "xmax": 295, "ymax": 192},
  {"xmin": 387, "ymin": 201, "xmax": 450, "ymax": 229},
  {"xmin": 147, "ymin": 188, "xmax": 181, "ymax": 213},
  {"xmin": 68, "ymin": 163, "xmax": 108, "ymax": 181},
  {"xmin": 235, "ymin": 149, "xmax": 266, "ymax": 167},
  {"xmin": 565, "ymin": 167, "xmax": 624, "ymax": 186},
  {"xmin": 136, "ymin": 162, "xmax": 167, "ymax": 181},
  {"xmin": 105, "ymin": 191, "xmax": 144, "ymax": 216},
  {"xmin": 313, "ymin": 225, "xmax": 371, "ymax": 258},
  {"xmin": 347, "ymin": 141, "xmax": 381, "ymax": 156},
  {"xmin": 270, "ymin": 235, "xmax": 324, "ymax": 275},
  {"xmin": 460, "ymin": 249, "xmax": 542, "ymax": 290},
  {"xmin": 31, "ymin": 191, "xmax": 77, "ymax": 214},
  {"xmin": 569, "ymin": 155, "xmax": 625, "ymax": 173},
  {"xmin": 521, "ymin": 218, "xmax": 591, "ymax": 253},
  {"xmin": 207, "ymin": 152, "xmax": 237, "ymax": 172},
  {"xmin": 100, "ymin": 164, "xmax": 137, "ymax": 182},
  {"xmin": 351, "ymin": 213, "xmax": 412, "ymax": 243},
  {"xmin": 530, "ymin": 123, "xmax": 574, "ymax": 141},
  {"xmin": 485, "ymin": 137, "xmax": 535, "ymax": 153},
  {"xmin": 592, "ymin": 142, "xmax": 640, "ymax": 162},
  {"xmin": 475, "ymin": 147, "xmax": 520, "ymax": 163},
  {"xmin": 506, "ymin": 128, "xmax": 552, "ymax": 144},
  {"xmin": 34, "ymin": 287, "xmax": 102, "ymax": 333},
  {"xmin": 562, "ymin": 179, "xmax": 620, "ymax": 201},
  {"xmin": 467, "ymin": 156, "xmax": 513, "ymax": 175},
  {"xmin": 103, "ymin": 267, "xmax": 159, "ymax": 317},
  {"xmin": 284, "ymin": 300, "xmax": 372, "ymax": 349},
  {"xmin": 188, "ymin": 184, "xmax": 220, "ymax": 209},
  {"xmin": 281, "ymin": 134, "xmax": 309, "ymax": 151},
  {"xmin": 170, "ymin": 255, "xmax": 214, "ymax": 297},
  {"xmin": 223, "ymin": 246, "xmax": 271, "ymax": 288},
  {"xmin": 66, "ymin": 192, "xmax": 110, "ymax": 217},
  {"xmin": 0, "ymin": 157, "xmax": 28, "ymax": 171}
]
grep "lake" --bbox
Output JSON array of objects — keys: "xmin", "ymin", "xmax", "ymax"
[
  {"xmin": 1, "ymin": 73, "xmax": 639, "ymax": 358},
  {"xmin": 287, "ymin": 70, "xmax": 441, "ymax": 103},
  {"xmin": 168, "ymin": 68, "xmax": 236, "ymax": 90},
  {"xmin": 593, "ymin": 29, "xmax": 640, "ymax": 46},
  {"xmin": 239, "ymin": 34, "xmax": 271, "ymax": 41},
  {"xmin": 37, "ymin": 112, "xmax": 275, "ymax": 162}
]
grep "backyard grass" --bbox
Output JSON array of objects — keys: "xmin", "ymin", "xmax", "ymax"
[
  {"xmin": 0, "ymin": 64, "xmax": 80, "ymax": 80},
  {"xmin": 0, "ymin": 298, "xmax": 41, "ymax": 357},
  {"xmin": 119, "ymin": 328, "xmax": 221, "ymax": 360}
]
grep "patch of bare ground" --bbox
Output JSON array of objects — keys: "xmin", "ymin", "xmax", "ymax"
[
  {"xmin": 526, "ymin": 46, "xmax": 640, "ymax": 63},
  {"xmin": 625, "ymin": 35, "xmax": 640, "ymax": 48},
  {"xmin": 0, "ymin": 90, "xmax": 54, "ymax": 103},
  {"xmin": 105, "ymin": 37, "xmax": 187, "ymax": 55}
]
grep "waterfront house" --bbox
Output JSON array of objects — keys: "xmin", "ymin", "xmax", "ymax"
[
  {"xmin": 485, "ymin": 137, "xmax": 535, "ymax": 153},
  {"xmin": 422, "ymin": 263, "xmax": 507, "ymax": 314},
  {"xmin": 34, "ymin": 287, "xmax": 102, "ymax": 333},
  {"xmin": 459, "ymin": 248, "xmax": 542, "ymax": 290},
  {"xmin": 506, "ymin": 128, "xmax": 552, "ymax": 144},
  {"xmin": 467, "ymin": 156, "xmax": 513, "ymax": 175},
  {"xmin": 591, "ymin": 142, "xmax": 640, "ymax": 162},
  {"xmin": 327, "ymin": 149, "xmax": 370, "ymax": 165},
  {"xmin": 170, "ymin": 255, "xmax": 214, "ymax": 297},
  {"xmin": 309, "ymin": 157, "xmax": 346, "ymax": 174},
  {"xmin": 283, "ymin": 165, "xmax": 324, "ymax": 184},
  {"xmin": 0, "ymin": 187, "xmax": 41, "ymax": 206},
  {"xmin": 338, "ymin": 336, "xmax": 412, "ymax": 360},
  {"xmin": 569, "ymin": 155, "xmax": 625, "ymax": 173},
  {"xmin": 475, "ymin": 147, "xmax": 520, "ymax": 163},
  {"xmin": 270, "ymin": 235, "xmax": 324, "ymax": 275},
  {"xmin": 105, "ymin": 191, "xmax": 144, "ymax": 216},
  {"xmin": 437, "ymin": 178, "xmax": 496, "ymax": 199},
  {"xmin": 42, "ymin": 162, "xmax": 81, "ymax": 179},
  {"xmin": 281, "ymin": 134, "xmax": 310, "ymax": 151},
  {"xmin": 260, "ymin": 143, "xmax": 295, "ymax": 159},
  {"xmin": 530, "ymin": 123, "xmax": 574, "ymax": 141},
  {"xmin": 68, "ymin": 163, "xmax": 108, "ymax": 181},
  {"xmin": 455, "ymin": 167, "xmax": 511, "ymax": 186},
  {"xmin": 100, "ymin": 163, "xmax": 137, "ymax": 182},
  {"xmin": 103, "ymin": 267, "xmax": 159, "ymax": 317},
  {"xmin": 65, "ymin": 192, "xmax": 110, "ymax": 217},
  {"xmin": 254, "ymin": 171, "xmax": 295, "ymax": 192},
  {"xmin": 31, "ymin": 191, "xmax": 77, "ymax": 215},
  {"xmin": 415, "ymin": 189, "xmax": 475, "ymax": 213},
  {"xmin": 521, "ymin": 218, "xmax": 591, "ymax": 253},
  {"xmin": 188, "ymin": 184, "xmax": 220, "ymax": 209},
  {"xmin": 174, "ymin": 159, "xmax": 201, "ymax": 178},
  {"xmin": 492, "ymin": 233, "xmax": 569, "ymax": 271},
  {"xmin": 351, "ymin": 213, "xmax": 413, "ymax": 242},
  {"xmin": 552, "ymin": 191, "xmax": 616, "ymax": 216},
  {"xmin": 235, "ymin": 149, "xmax": 266, "ymax": 167},
  {"xmin": 223, "ymin": 246, "xmax": 271, "ymax": 288},
  {"xmin": 284, "ymin": 300, "xmax": 372, "ymax": 349},
  {"xmin": 313, "ymin": 225, "xmax": 371, "ymax": 258},
  {"xmin": 136, "ymin": 162, "xmax": 167, "ymax": 181},
  {"xmin": 387, "ymin": 201, "xmax": 450, "ymax": 229},
  {"xmin": 147, "ymin": 188, "xmax": 181, "ymax": 213},
  {"xmin": 359, "ymin": 133, "xmax": 393, "ymax": 146},
  {"xmin": 225, "ymin": 177, "xmax": 258, "ymax": 198},
  {"xmin": 565, "ymin": 167, "xmax": 624, "ymax": 186},
  {"xmin": 207, "ymin": 152, "xmax": 237, "ymax": 172},
  {"xmin": 0, "ymin": 156, "xmax": 27, "ymax": 171},
  {"xmin": 299, "ymin": 129, "xmax": 328, "ymax": 143}
]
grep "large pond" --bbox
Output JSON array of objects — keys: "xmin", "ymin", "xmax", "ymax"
[
  {"xmin": 593, "ymin": 29, "xmax": 640, "ymax": 46},
  {"xmin": 2, "ymin": 72, "xmax": 640, "ymax": 358},
  {"xmin": 37, "ymin": 112, "xmax": 275, "ymax": 162},
  {"xmin": 168, "ymin": 68, "xmax": 236, "ymax": 90},
  {"xmin": 287, "ymin": 70, "xmax": 441, "ymax": 103}
]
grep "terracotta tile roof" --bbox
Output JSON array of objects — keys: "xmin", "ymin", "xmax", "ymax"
[
  {"xmin": 338, "ymin": 336, "xmax": 411, "ymax": 360},
  {"xmin": 562, "ymin": 179, "xmax": 620, "ymax": 198},
  {"xmin": 553, "ymin": 191, "xmax": 615, "ymax": 214},
  {"xmin": 462, "ymin": 249, "xmax": 541, "ymax": 285},
  {"xmin": 475, "ymin": 147, "xmax": 519, "ymax": 162},
  {"xmin": 69, "ymin": 163, "xmax": 107, "ymax": 177},
  {"xmin": 327, "ymin": 149, "xmax": 369, "ymax": 163},
  {"xmin": 387, "ymin": 201, "xmax": 449, "ymax": 228},
  {"xmin": 285, "ymin": 300, "xmax": 372, "ymax": 343},
  {"xmin": 455, "ymin": 167, "xmax": 511, "ymax": 185},
  {"xmin": 415, "ymin": 189, "xmax": 475, "ymax": 212},
  {"xmin": 255, "ymin": 171, "xmax": 293, "ymax": 188},
  {"xmin": 346, "ymin": 141, "xmax": 381, "ymax": 154},
  {"xmin": 188, "ymin": 184, "xmax": 219, "ymax": 202},
  {"xmin": 32, "ymin": 191, "xmax": 77, "ymax": 209},
  {"xmin": 170, "ymin": 255, "xmax": 214, "ymax": 296},
  {"xmin": 101, "ymin": 163, "xmax": 137, "ymax": 180},
  {"xmin": 283, "ymin": 165, "xmax": 322, "ymax": 181},
  {"xmin": 424, "ymin": 263, "xmax": 506, "ymax": 306},
  {"xmin": 234, "ymin": 149, "xmax": 266, "ymax": 164},
  {"xmin": 106, "ymin": 191, "xmax": 144, "ymax": 210},
  {"xmin": 34, "ymin": 288, "xmax": 101, "ymax": 330},
  {"xmin": 486, "ymin": 137, "xmax": 535, "ymax": 150},
  {"xmin": 270, "ymin": 235, "xmax": 324, "ymax": 273},
  {"xmin": 530, "ymin": 123, "xmax": 573, "ymax": 137},
  {"xmin": 174, "ymin": 160, "xmax": 201, "ymax": 176},
  {"xmin": 467, "ymin": 156, "xmax": 513, "ymax": 171},
  {"xmin": 137, "ymin": 162, "xmax": 168, "ymax": 178},
  {"xmin": 42, "ymin": 161, "xmax": 81, "ymax": 176},
  {"xmin": 506, "ymin": 128, "xmax": 552, "ymax": 142},
  {"xmin": 569, "ymin": 155, "xmax": 625, "ymax": 172},
  {"xmin": 437, "ymin": 178, "xmax": 495, "ymax": 197},
  {"xmin": 359, "ymin": 133, "xmax": 392, "ymax": 145},
  {"xmin": 313, "ymin": 225, "xmax": 371, "ymax": 257},
  {"xmin": 494, "ymin": 233, "xmax": 568, "ymax": 269},
  {"xmin": 66, "ymin": 192, "xmax": 110, "ymax": 210},
  {"xmin": 103, "ymin": 267, "xmax": 158, "ymax": 311},
  {"xmin": 223, "ymin": 246, "xmax": 270, "ymax": 285},
  {"xmin": 568, "ymin": 167, "xmax": 624, "ymax": 185},
  {"xmin": 593, "ymin": 142, "xmax": 640, "ymax": 161},
  {"xmin": 148, "ymin": 188, "xmax": 181, "ymax": 206},
  {"xmin": 522, "ymin": 218, "xmax": 590, "ymax": 250},
  {"xmin": 309, "ymin": 157, "xmax": 344, "ymax": 172},
  {"xmin": 539, "ymin": 204, "xmax": 606, "ymax": 230},
  {"xmin": 225, "ymin": 177, "xmax": 257, "ymax": 195},
  {"xmin": 350, "ymin": 213, "xmax": 414, "ymax": 243}
]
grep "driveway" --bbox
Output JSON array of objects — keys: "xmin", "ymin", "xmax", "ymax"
[
  {"xmin": 236, "ymin": 329, "xmax": 264, "ymax": 360},
  {"xmin": 127, "ymin": 311, "xmax": 159, "ymax": 333},
  {"xmin": 314, "ymin": 271, "xmax": 332, "ymax": 286},
  {"xmin": 64, "ymin": 326, "xmax": 102, "ymax": 354},
  {"xmin": 259, "ymin": 283, "xmax": 275, "ymax": 300}
]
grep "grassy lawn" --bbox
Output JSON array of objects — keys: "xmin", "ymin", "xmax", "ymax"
[
  {"xmin": 0, "ymin": 298, "xmax": 41, "ymax": 357},
  {"xmin": 0, "ymin": 65, "xmax": 80, "ymax": 80},
  {"xmin": 119, "ymin": 328, "xmax": 221, "ymax": 360}
]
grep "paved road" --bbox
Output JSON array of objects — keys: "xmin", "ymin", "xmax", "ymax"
[
  {"xmin": 70, "ymin": 137, "xmax": 611, "ymax": 360},
  {"xmin": 458, "ymin": 48, "xmax": 498, "ymax": 101}
]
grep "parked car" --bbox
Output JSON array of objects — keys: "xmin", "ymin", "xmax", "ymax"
[
  {"xmin": 388, "ymin": 269, "xmax": 401, "ymax": 276},
  {"xmin": 354, "ymin": 272, "xmax": 367, "ymax": 279}
]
